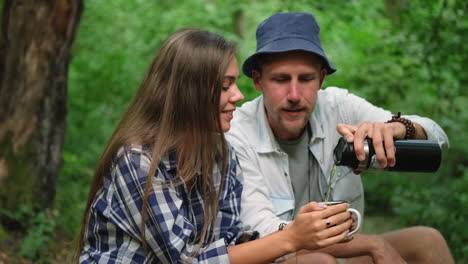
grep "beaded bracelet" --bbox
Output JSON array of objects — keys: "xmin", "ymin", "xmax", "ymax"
[{"xmin": 386, "ymin": 112, "xmax": 415, "ymax": 139}]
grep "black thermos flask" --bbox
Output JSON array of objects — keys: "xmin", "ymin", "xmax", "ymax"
[{"xmin": 333, "ymin": 137, "xmax": 442, "ymax": 172}]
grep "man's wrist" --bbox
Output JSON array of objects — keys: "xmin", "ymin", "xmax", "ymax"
[
  {"xmin": 386, "ymin": 112, "xmax": 416, "ymax": 139},
  {"xmin": 386, "ymin": 122, "xmax": 406, "ymax": 140}
]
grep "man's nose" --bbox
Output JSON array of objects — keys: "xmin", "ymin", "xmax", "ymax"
[{"xmin": 287, "ymin": 81, "xmax": 300, "ymax": 102}]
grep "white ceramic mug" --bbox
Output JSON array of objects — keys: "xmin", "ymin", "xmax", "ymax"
[{"xmin": 321, "ymin": 200, "xmax": 362, "ymax": 236}]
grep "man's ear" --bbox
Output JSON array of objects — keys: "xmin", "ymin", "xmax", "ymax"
[
  {"xmin": 319, "ymin": 68, "xmax": 327, "ymax": 87},
  {"xmin": 252, "ymin": 70, "xmax": 263, "ymax": 92}
]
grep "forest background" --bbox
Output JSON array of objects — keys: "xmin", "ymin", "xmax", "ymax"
[{"xmin": 0, "ymin": 0, "xmax": 467, "ymax": 263}]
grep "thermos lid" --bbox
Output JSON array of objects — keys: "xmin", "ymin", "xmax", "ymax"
[{"xmin": 333, "ymin": 137, "xmax": 359, "ymax": 169}]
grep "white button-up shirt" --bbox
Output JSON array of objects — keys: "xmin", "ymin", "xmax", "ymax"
[{"xmin": 226, "ymin": 87, "xmax": 449, "ymax": 237}]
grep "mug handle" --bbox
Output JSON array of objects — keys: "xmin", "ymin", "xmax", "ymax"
[{"xmin": 347, "ymin": 208, "xmax": 362, "ymax": 236}]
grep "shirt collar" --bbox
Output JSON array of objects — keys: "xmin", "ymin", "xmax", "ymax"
[
  {"xmin": 309, "ymin": 104, "xmax": 325, "ymax": 140},
  {"xmin": 255, "ymin": 97, "xmax": 282, "ymax": 153},
  {"xmin": 158, "ymin": 150, "xmax": 178, "ymax": 173}
]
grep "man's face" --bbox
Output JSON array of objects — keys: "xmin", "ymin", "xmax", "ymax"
[{"xmin": 253, "ymin": 51, "xmax": 326, "ymax": 141}]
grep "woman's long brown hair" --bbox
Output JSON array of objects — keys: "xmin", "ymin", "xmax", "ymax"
[{"xmin": 76, "ymin": 28, "xmax": 235, "ymax": 259}]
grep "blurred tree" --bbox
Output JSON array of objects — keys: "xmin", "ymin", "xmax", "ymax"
[
  {"xmin": 0, "ymin": 0, "xmax": 83, "ymax": 225},
  {"xmin": 384, "ymin": 0, "xmax": 408, "ymax": 23},
  {"xmin": 232, "ymin": 9, "xmax": 245, "ymax": 39}
]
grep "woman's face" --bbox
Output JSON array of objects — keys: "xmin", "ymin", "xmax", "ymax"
[{"xmin": 219, "ymin": 58, "xmax": 244, "ymax": 133}]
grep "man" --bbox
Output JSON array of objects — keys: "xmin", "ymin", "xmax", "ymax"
[{"xmin": 226, "ymin": 12, "xmax": 454, "ymax": 263}]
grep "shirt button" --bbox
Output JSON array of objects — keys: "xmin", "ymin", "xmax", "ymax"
[{"xmin": 284, "ymin": 172, "xmax": 288, "ymax": 177}]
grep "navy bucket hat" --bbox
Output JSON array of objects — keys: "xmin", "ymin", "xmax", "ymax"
[{"xmin": 242, "ymin": 12, "xmax": 336, "ymax": 77}]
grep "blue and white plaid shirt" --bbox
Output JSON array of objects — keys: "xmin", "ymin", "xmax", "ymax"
[{"xmin": 80, "ymin": 144, "xmax": 250, "ymax": 263}]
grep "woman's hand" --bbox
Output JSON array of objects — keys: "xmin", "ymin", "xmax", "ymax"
[{"xmin": 285, "ymin": 202, "xmax": 352, "ymax": 251}]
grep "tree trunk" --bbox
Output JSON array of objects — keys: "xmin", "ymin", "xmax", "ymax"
[
  {"xmin": 232, "ymin": 9, "xmax": 244, "ymax": 39},
  {"xmin": 384, "ymin": 0, "xmax": 408, "ymax": 23},
  {"xmin": 0, "ymin": 0, "xmax": 83, "ymax": 217}
]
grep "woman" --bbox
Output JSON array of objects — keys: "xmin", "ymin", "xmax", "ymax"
[{"xmin": 78, "ymin": 28, "xmax": 352, "ymax": 263}]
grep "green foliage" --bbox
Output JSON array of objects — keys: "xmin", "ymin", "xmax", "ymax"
[
  {"xmin": 44, "ymin": 0, "xmax": 468, "ymax": 262},
  {"xmin": 17, "ymin": 211, "xmax": 56, "ymax": 259},
  {"xmin": 0, "ymin": 204, "xmax": 31, "ymax": 228},
  {"xmin": 0, "ymin": 206, "xmax": 56, "ymax": 260},
  {"xmin": 390, "ymin": 169, "xmax": 468, "ymax": 262}
]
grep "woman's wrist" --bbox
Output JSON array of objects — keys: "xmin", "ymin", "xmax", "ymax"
[{"xmin": 278, "ymin": 226, "xmax": 299, "ymax": 254}]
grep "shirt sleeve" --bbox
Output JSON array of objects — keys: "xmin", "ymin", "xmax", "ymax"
[
  {"xmin": 218, "ymin": 149, "xmax": 253, "ymax": 246},
  {"xmin": 400, "ymin": 115, "xmax": 449, "ymax": 151},
  {"xmin": 334, "ymin": 88, "xmax": 449, "ymax": 150},
  {"xmin": 97, "ymin": 150, "xmax": 231, "ymax": 263},
  {"xmin": 227, "ymin": 136, "xmax": 290, "ymax": 237}
]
